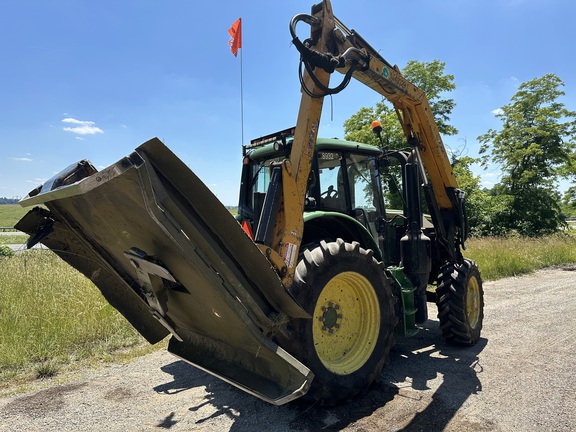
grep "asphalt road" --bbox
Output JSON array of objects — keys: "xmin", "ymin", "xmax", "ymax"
[{"xmin": 1, "ymin": 266, "xmax": 575, "ymax": 431}]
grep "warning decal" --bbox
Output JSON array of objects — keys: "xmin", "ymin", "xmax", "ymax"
[{"xmin": 284, "ymin": 242, "xmax": 298, "ymax": 268}]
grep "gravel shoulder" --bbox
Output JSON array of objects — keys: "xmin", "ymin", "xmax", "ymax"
[{"xmin": 1, "ymin": 267, "xmax": 575, "ymax": 431}]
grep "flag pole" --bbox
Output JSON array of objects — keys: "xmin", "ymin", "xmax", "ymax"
[
  {"xmin": 240, "ymin": 37, "xmax": 244, "ymax": 147},
  {"xmin": 228, "ymin": 17, "xmax": 243, "ymax": 146}
]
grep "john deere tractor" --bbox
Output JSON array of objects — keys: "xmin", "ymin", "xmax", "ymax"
[{"xmin": 16, "ymin": 0, "xmax": 483, "ymax": 406}]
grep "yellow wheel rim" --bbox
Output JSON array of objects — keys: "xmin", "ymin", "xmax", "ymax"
[
  {"xmin": 312, "ymin": 271, "xmax": 380, "ymax": 375},
  {"xmin": 466, "ymin": 275, "xmax": 481, "ymax": 329}
]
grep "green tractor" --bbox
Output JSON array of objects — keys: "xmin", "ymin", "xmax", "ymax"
[
  {"xmin": 15, "ymin": 0, "xmax": 483, "ymax": 406},
  {"xmin": 236, "ymin": 129, "xmax": 484, "ymax": 403}
]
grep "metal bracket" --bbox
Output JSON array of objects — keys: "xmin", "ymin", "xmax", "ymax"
[{"xmin": 124, "ymin": 248, "xmax": 183, "ymax": 342}]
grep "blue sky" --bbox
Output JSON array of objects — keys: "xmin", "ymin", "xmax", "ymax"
[{"xmin": 1, "ymin": 0, "xmax": 575, "ymax": 205}]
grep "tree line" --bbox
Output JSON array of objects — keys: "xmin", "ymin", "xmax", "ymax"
[
  {"xmin": 343, "ymin": 60, "xmax": 576, "ymax": 237},
  {"xmin": 0, "ymin": 198, "xmax": 20, "ymax": 205}
]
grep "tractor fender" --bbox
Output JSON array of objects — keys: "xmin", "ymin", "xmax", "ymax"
[{"xmin": 302, "ymin": 211, "xmax": 382, "ymax": 261}]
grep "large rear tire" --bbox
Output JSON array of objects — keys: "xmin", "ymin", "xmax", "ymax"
[
  {"xmin": 436, "ymin": 258, "xmax": 484, "ymax": 345},
  {"xmin": 281, "ymin": 239, "xmax": 397, "ymax": 405}
]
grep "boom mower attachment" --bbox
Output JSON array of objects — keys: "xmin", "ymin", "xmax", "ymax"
[{"xmin": 17, "ymin": 138, "xmax": 312, "ymax": 405}]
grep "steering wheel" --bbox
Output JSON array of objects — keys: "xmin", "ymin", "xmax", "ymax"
[{"xmin": 321, "ymin": 185, "xmax": 338, "ymax": 199}]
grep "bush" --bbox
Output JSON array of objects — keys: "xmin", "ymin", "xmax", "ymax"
[{"xmin": 0, "ymin": 245, "xmax": 14, "ymax": 258}]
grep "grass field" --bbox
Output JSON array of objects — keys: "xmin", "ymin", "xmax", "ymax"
[
  {"xmin": 0, "ymin": 204, "xmax": 27, "ymax": 230},
  {"xmin": 1, "ymin": 203, "xmax": 575, "ymax": 390},
  {"xmin": 0, "ymin": 234, "xmax": 27, "ymax": 245}
]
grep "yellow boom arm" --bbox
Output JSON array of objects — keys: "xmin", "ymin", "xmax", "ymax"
[{"xmin": 265, "ymin": 0, "xmax": 462, "ymax": 286}]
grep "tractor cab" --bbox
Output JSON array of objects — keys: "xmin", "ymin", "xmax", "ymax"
[{"xmin": 238, "ymin": 127, "xmax": 386, "ymax": 246}]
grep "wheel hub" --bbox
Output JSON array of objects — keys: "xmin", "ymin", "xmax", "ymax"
[{"xmin": 320, "ymin": 302, "xmax": 342, "ymax": 333}]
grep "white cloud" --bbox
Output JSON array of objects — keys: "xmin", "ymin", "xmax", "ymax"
[
  {"xmin": 491, "ymin": 108, "xmax": 504, "ymax": 116},
  {"xmin": 62, "ymin": 117, "xmax": 104, "ymax": 135},
  {"xmin": 27, "ymin": 178, "xmax": 48, "ymax": 184},
  {"xmin": 9, "ymin": 157, "xmax": 33, "ymax": 162},
  {"xmin": 506, "ymin": 76, "xmax": 520, "ymax": 88}
]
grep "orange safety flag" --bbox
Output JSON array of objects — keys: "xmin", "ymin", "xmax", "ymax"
[
  {"xmin": 241, "ymin": 219, "xmax": 253, "ymax": 239},
  {"xmin": 228, "ymin": 18, "xmax": 242, "ymax": 57}
]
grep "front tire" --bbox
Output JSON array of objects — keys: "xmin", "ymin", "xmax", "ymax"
[
  {"xmin": 281, "ymin": 239, "xmax": 397, "ymax": 405},
  {"xmin": 436, "ymin": 258, "xmax": 484, "ymax": 345}
]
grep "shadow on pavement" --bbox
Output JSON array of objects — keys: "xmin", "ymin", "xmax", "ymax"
[
  {"xmin": 152, "ymin": 317, "xmax": 487, "ymax": 431},
  {"xmin": 385, "ymin": 320, "xmax": 487, "ymax": 431}
]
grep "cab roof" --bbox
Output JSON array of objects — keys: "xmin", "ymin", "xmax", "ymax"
[{"xmin": 248, "ymin": 137, "xmax": 382, "ymax": 161}]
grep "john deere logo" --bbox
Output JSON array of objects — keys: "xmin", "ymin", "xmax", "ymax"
[{"xmin": 382, "ymin": 67, "xmax": 390, "ymax": 78}]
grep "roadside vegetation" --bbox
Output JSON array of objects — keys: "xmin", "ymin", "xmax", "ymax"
[
  {"xmin": 466, "ymin": 233, "xmax": 576, "ymax": 280},
  {"xmin": 0, "ymin": 250, "xmax": 160, "ymax": 394},
  {"xmin": 0, "ymin": 235, "xmax": 27, "ymax": 246}
]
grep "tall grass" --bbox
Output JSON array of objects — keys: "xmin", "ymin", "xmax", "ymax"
[
  {"xmin": 466, "ymin": 233, "xmax": 576, "ymax": 280},
  {"xmin": 0, "ymin": 251, "xmax": 146, "ymax": 386}
]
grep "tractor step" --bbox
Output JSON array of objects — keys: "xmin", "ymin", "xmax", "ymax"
[{"xmin": 387, "ymin": 267, "xmax": 419, "ymax": 337}]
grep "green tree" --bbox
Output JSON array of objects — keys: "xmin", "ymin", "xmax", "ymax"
[
  {"xmin": 561, "ymin": 186, "xmax": 576, "ymax": 218},
  {"xmin": 478, "ymin": 74, "xmax": 576, "ymax": 236},
  {"xmin": 343, "ymin": 59, "xmax": 458, "ymax": 148},
  {"xmin": 402, "ymin": 60, "xmax": 457, "ymax": 136},
  {"xmin": 343, "ymin": 60, "xmax": 458, "ymax": 210},
  {"xmin": 343, "ymin": 103, "xmax": 404, "ymax": 148},
  {"xmin": 451, "ymin": 156, "xmax": 491, "ymax": 236}
]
